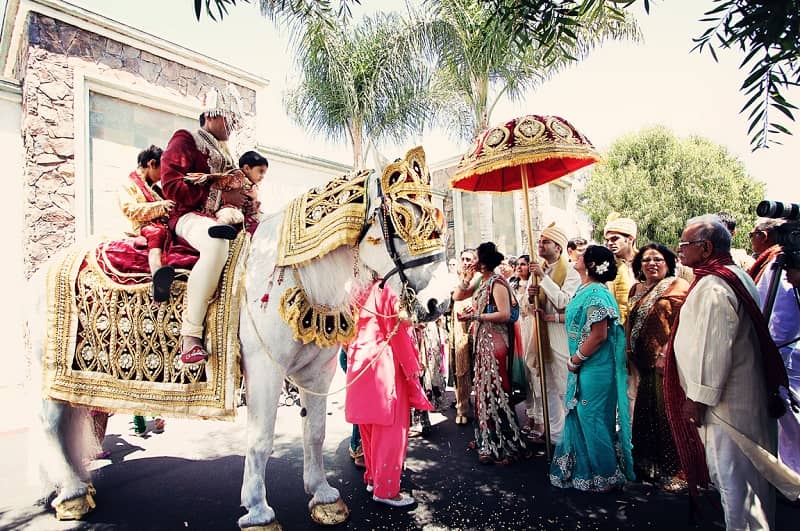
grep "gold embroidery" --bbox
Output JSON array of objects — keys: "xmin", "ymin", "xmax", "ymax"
[
  {"xmin": 380, "ymin": 146, "xmax": 443, "ymax": 257},
  {"xmin": 277, "ymin": 170, "xmax": 370, "ymax": 267},
  {"xmin": 278, "ymin": 270, "xmax": 358, "ymax": 348},
  {"xmin": 42, "ymin": 235, "xmax": 247, "ymax": 419},
  {"xmin": 452, "ymin": 115, "xmax": 602, "ymax": 184}
]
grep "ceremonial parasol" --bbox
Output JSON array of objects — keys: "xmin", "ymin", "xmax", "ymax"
[{"xmin": 449, "ymin": 114, "xmax": 602, "ymax": 459}]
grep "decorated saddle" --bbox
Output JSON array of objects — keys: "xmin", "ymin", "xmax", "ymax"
[{"xmin": 42, "ymin": 233, "xmax": 247, "ymax": 419}]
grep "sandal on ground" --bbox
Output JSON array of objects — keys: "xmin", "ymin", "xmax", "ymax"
[
  {"xmin": 527, "ymin": 433, "xmax": 550, "ymax": 445},
  {"xmin": 208, "ymin": 224, "xmax": 239, "ymax": 240},
  {"xmin": 180, "ymin": 344, "xmax": 209, "ymax": 365},
  {"xmin": 660, "ymin": 476, "xmax": 688, "ymax": 493},
  {"xmin": 372, "ymin": 493, "xmax": 415, "ymax": 507},
  {"xmin": 478, "ymin": 452, "xmax": 494, "ymax": 465},
  {"xmin": 151, "ymin": 266, "xmax": 175, "ymax": 303}
]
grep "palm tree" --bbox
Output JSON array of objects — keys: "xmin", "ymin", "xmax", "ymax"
[
  {"xmin": 421, "ymin": 0, "xmax": 641, "ymax": 140},
  {"xmin": 283, "ymin": 12, "xmax": 434, "ymax": 169}
]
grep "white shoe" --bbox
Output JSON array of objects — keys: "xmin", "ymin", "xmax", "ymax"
[
  {"xmin": 372, "ymin": 493, "xmax": 415, "ymax": 507},
  {"xmin": 366, "ymin": 484, "xmax": 373, "ymax": 493}
]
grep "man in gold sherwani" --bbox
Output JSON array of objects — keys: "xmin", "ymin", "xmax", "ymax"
[{"xmin": 450, "ymin": 249, "xmax": 478, "ymax": 425}]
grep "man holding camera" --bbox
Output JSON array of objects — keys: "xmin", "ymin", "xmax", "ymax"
[{"xmin": 748, "ymin": 218, "xmax": 800, "ymax": 475}]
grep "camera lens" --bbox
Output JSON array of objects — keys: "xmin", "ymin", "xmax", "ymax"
[{"xmin": 756, "ymin": 200, "xmax": 800, "ymax": 220}]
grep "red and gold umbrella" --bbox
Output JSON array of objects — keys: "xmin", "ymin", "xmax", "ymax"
[{"xmin": 449, "ymin": 114, "xmax": 601, "ymax": 459}]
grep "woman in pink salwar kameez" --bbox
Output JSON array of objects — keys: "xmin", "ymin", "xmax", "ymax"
[{"xmin": 345, "ymin": 281, "xmax": 432, "ymax": 507}]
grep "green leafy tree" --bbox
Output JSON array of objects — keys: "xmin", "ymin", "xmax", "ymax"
[
  {"xmin": 422, "ymin": 0, "xmax": 640, "ymax": 140},
  {"xmin": 194, "ymin": 0, "xmax": 358, "ymax": 24},
  {"xmin": 489, "ymin": 0, "xmax": 800, "ymax": 150},
  {"xmin": 580, "ymin": 126, "xmax": 765, "ymax": 249},
  {"xmin": 283, "ymin": 12, "xmax": 434, "ymax": 169}
]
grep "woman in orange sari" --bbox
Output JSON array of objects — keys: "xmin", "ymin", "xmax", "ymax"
[{"xmin": 626, "ymin": 243, "xmax": 689, "ymax": 491}]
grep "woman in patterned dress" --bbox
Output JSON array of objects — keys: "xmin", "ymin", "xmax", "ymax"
[
  {"xmin": 458, "ymin": 242, "xmax": 529, "ymax": 464},
  {"xmin": 626, "ymin": 243, "xmax": 689, "ymax": 491}
]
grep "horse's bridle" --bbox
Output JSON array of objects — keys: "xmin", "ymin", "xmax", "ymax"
[{"xmin": 358, "ymin": 179, "xmax": 444, "ymax": 289}]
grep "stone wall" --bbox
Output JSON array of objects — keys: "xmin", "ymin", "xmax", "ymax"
[{"xmin": 21, "ymin": 13, "xmax": 257, "ymax": 278}]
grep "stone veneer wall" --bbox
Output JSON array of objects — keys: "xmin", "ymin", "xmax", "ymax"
[{"xmin": 20, "ymin": 13, "xmax": 257, "ymax": 278}]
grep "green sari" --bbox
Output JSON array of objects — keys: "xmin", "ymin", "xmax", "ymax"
[{"xmin": 549, "ymin": 283, "xmax": 634, "ymax": 491}]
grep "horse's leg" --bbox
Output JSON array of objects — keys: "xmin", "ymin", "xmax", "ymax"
[
  {"xmin": 295, "ymin": 354, "xmax": 349, "ymax": 525},
  {"xmin": 41, "ymin": 401, "xmax": 96, "ymax": 518},
  {"xmin": 238, "ymin": 352, "xmax": 283, "ymax": 529},
  {"xmin": 295, "ymin": 359, "xmax": 338, "ymax": 504}
]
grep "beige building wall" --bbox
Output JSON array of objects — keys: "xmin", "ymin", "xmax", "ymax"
[
  {"xmin": 0, "ymin": 78, "xmax": 26, "ymax": 387},
  {"xmin": 432, "ymin": 158, "xmax": 593, "ymax": 260}
]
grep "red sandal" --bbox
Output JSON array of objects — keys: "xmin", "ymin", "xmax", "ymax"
[{"xmin": 180, "ymin": 344, "xmax": 209, "ymax": 365}]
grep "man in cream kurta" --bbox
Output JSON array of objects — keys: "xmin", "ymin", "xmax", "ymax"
[
  {"xmin": 527, "ymin": 223, "xmax": 580, "ymax": 444},
  {"xmin": 674, "ymin": 218, "xmax": 776, "ymax": 530}
]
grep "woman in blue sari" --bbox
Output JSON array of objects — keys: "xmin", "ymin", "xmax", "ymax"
[{"xmin": 550, "ymin": 245, "xmax": 634, "ymax": 492}]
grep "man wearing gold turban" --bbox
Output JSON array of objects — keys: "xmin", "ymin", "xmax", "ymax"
[
  {"xmin": 603, "ymin": 213, "xmax": 638, "ymax": 325},
  {"xmin": 526, "ymin": 222, "xmax": 580, "ymax": 444}
]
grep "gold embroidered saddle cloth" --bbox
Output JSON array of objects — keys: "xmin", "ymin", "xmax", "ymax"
[
  {"xmin": 42, "ymin": 234, "xmax": 247, "ymax": 420},
  {"xmin": 277, "ymin": 169, "xmax": 369, "ymax": 267}
]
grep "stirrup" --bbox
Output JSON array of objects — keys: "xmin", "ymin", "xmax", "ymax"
[{"xmin": 180, "ymin": 344, "xmax": 209, "ymax": 365}]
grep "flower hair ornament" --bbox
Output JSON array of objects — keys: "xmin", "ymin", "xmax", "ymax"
[{"xmin": 595, "ymin": 261, "xmax": 610, "ymax": 275}]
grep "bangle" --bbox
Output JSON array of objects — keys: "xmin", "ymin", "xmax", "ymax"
[
  {"xmin": 473, "ymin": 313, "xmax": 480, "ymax": 322},
  {"xmin": 567, "ymin": 358, "xmax": 578, "ymax": 370},
  {"xmin": 575, "ymin": 349, "xmax": 588, "ymax": 361}
]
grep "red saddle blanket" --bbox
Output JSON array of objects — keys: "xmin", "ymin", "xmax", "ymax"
[{"xmin": 96, "ymin": 235, "xmax": 199, "ymax": 284}]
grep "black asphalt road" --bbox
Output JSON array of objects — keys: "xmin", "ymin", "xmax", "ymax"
[{"xmin": 2, "ymin": 388, "xmax": 798, "ymax": 530}]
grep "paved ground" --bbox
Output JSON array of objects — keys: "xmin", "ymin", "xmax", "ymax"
[{"xmin": 1, "ymin": 372, "xmax": 798, "ymax": 530}]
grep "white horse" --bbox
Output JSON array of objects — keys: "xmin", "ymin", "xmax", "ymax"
[{"xmin": 26, "ymin": 150, "xmax": 450, "ymax": 530}]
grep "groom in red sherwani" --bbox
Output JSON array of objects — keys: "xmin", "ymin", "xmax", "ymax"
[{"xmin": 160, "ymin": 86, "xmax": 248, "ymax": 365}]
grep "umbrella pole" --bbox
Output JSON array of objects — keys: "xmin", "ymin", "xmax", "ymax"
[{"xmin": 521, "ymin": 167, "xmax": 552, "ymax": 461}]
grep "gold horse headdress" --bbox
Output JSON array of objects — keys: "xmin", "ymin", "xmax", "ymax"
[{"xmin": 380, "ymin": 146, "xmax": 443, "ymax": 256}]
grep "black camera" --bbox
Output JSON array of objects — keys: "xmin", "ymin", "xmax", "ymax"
[
  {"xmin": 757, "ymin": 200, "xmax": 800, "ymax": 220},
  {"xmin": 757, "ymin": 200, "xmax": 800, "ymax": 268}
]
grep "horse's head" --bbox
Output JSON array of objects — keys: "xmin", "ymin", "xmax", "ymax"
[{"xmin": 358, "ymin": 147, "xmax": 450, "ymax": 322}]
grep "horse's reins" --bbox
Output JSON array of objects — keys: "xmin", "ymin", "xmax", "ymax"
[{"xmin": 361, "ymin": 177, "xmax": 444, "ymax": 291}]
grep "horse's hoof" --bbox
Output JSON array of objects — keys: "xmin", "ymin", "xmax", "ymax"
[
  {"xmin": 310, "ymin": 498, "xmax": 349, "ymax": 526},
  {"xmin": 54, "ymin": 492, "xmax": 96, "ymax": 520},
  {"xmin": 241, "ymin": 523, "xmax": 283, "ymax": 531}
]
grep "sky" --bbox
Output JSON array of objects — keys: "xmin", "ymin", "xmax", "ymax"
[{"xmin": 58, "ymin": 0, "xmax": 800, "ymax": 202}]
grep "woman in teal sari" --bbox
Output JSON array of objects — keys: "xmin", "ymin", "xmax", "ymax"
[{"xmin": 550, "ymin": 245, "xmax": 634, "ymax": 492}]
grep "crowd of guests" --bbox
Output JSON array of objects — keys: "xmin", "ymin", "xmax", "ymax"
[
  {"xmin": 86, "ymin": 86, "xmax": 799, "ymax": 525},
  {"xmin": 345, "ymin": 209, "xmax": 800, "ymax": 528}
]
